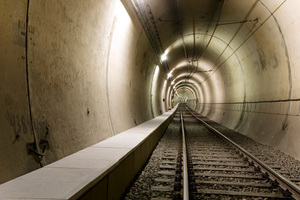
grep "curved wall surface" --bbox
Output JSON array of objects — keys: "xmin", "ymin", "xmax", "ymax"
[
  {"xmin": 0, "ymin": 0, "xmax": 163, "ymax": 183},
  {"xmin": 157, "ymin": 0, "xmax": 300, "ymax": 161},
  {"xmin": 194, "ymin": 0, "xmax": 300, "ymax": 162},
  {"xmin": 1, "ymin": 0, "xmax": 300, "ymax": 184}
]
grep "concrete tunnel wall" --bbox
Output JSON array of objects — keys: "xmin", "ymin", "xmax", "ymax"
[
  {"xmin": 159, "ymin": 0, "xmax": 300, "ymax": 162},
  {"xmin": 1, "ymin": 0, "xmax": 300, "ymax": 184},
  {"xmin": 192, "ymin": 0, "xmax": 300, "ymax": 162},
  {"xmin": 0, "ymin": 0, "xmax": 165, "ymax": 184}
]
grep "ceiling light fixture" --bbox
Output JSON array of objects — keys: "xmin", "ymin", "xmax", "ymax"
[{"xmin": 161, "ymin": 53, "xmax": 167, "ymax": 61}]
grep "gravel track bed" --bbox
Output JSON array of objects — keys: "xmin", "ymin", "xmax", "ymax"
[
  {"xmin": 122, "ymin": 115, "xmax": 182, "ymax": 200},
  {"xmin": 184, "ymin": 112, "xmax": 293, "ymax": 199},
  {"xmin": 196, "ymin": 115, "xmax": 300, "ymax": 186},
  {"xmin": 123, "ymin": 107, "xmax": 299, "ymax": 199}
]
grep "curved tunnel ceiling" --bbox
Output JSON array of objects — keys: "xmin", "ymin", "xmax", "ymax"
[
  {"xmin": 127, "ymin": 0, "xmax": 291, "ymax": 105},
  {"xmin": 123, "ymin": 0, "xmax": 300, "ymax": 159},
  {"xmin": 2, "ymin": 0, "xmax": 300, "ymax": 184},
  {"xmin": 2, "ymin": 0, "xmax": 300, "ymax": 185}
]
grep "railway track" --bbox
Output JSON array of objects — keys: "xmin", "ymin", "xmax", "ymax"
[
  {"xmin": 123, "ymin": 104, "xmax": 300, "ymax": 200},
  {"xmin": 184, "ymin": 105, "xmax": 300, "ymax": 199}
]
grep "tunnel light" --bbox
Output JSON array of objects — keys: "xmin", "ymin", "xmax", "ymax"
[
  {"xmin": 167, "ymin": 72, "xmax": 172, "ymax": 79},
  {"xmin": 161, "ymin": 53, "xmax": 167, "ymax": 61},
  {"xmin": 171, "ymin": 81, "xmax": 174, "ymax": 85},
  {"xmin": 130, "ymin": 0, "xmax": 138, "ymax": 10}
]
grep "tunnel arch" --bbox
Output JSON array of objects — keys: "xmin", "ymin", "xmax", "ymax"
[{"xmin": 1, "ymin": 0, "xmax": 300, "ymax": 184}]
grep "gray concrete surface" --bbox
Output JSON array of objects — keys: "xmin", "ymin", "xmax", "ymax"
[
  {"xmin": 0, "ymin": 107, "xmax": 176, "ymax": 199},
  {"xmin": 1, "ymin": 0, "xmax": 300, "ymax": 186},
  {"xmin": 0, "ymin": 0, "xmax": 164, "ymax": 184}
]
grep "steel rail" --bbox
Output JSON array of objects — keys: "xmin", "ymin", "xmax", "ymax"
[
  {"xmin": 180, "ymin": 112, "xmax": 189, "ymax": 200},
  {"xmin": 185, "ymin": 106, "xmax": 300, "ymax": 200}
]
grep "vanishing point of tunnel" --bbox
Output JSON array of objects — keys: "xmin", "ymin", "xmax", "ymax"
[{"xmin": 1, "ymin": 0, "xmax": 300, "ymax": 193}]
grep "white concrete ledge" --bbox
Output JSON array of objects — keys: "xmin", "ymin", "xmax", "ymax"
[{"xmin": 0, "ymin": 107, "xmax": 177, "ymax": 200}]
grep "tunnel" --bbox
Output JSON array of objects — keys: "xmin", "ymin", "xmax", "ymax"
[{"xmin": 1, "ymin": 0, "xmax": 300, "ymax": 192}]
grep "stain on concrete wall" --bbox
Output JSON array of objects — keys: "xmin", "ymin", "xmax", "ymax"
[{"xmin": 0, "ymin": 0, "xmax": 159, "ymax": 183}]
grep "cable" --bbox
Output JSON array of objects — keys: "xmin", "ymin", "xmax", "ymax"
[
  {"xmin": 200, "ymin": 0, "xmax": 287, "ymax": 84},
  {"xmin": 204, "ymin": 0, "xmax": 259, "ymax": 78},
  {"xmin": 188, "ymin": 0, "xmax": 226, "ymax": 80}
]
